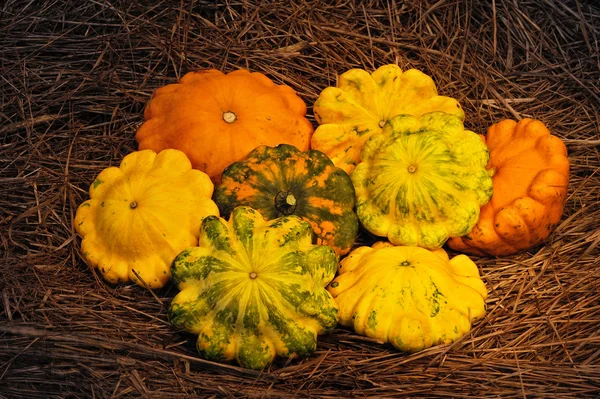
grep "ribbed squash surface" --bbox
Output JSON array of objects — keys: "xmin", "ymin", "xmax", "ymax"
[
  {"xmin": 448, "ymin": 119, "xmax": 570, "ymax": 256},
  {"xmin": 169, "ymin": 207, "xmax": 339, "ymax": 370},
  {"xmin": 311, "ymin": 64, "xmax": 464, "ymax": 174},
  {"xmin": 214, "ymin": 144, "xmax": 358, "ymax": 255},
  {"xmin": 136, "ymin": 69, "xmax": 313, "ymax": 182},
  {"xmin": 352, "ymin": 112, "xmax": 493, "ymax": 249},
  {"xmin": 328, "ymin": 242, "xmax": 487, "ymax": 352},
  {"xmin": 74, "ymin": 149, "xmax": 218, "ymax": 288}
]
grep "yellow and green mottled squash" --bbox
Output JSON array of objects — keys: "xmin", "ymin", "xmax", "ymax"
[
  {"xmin": 74, "ymin": 149, "xmax": 219, "ymax": 288},
  {"xmin": 352, "ymin": 112, "xmax": 493, "ymax": 249},
  {"xmin": 328, "ymin": 242, "xmax": 487, "ymax": 352},
  {"xmin": 311, "ymin": 64, "xmax": 464, "ymax": 174},
  {"xmin": 169, "ymin": 206, "xmax": 339, "ymax": 370},
  {"xmin": 213, "ymin": 144, "xmax": 358, "ymax": 256}
]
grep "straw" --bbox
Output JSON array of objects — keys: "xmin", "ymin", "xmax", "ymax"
[{"xmin": 1, "ymin": 1, "xmax": 599, "ymax": 397}]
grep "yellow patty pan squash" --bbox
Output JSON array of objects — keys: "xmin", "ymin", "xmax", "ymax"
[
  {"xmin": 352, "ymin": 112, "xmax": 493, "ymax": 249},
  {"xmin": 169, "ymin": 206, "xmax": 339, "ymax": 370},
  {"xmin": 448, "ymin": 119, "xmax": 570, "ymax": 256},
  {"xmin": 311, "ymin": 64, "xmax": 464, "ymax": 174},
  {"xmin": 74, "ymin": 149, "xmax": 219, "ymax": 288},
  {"xmin": 328, "ymin": 242, "xmax": 487, "ymax": 352}
]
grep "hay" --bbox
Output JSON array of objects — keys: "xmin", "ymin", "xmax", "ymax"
[{"xmin": 1, "ymin": 0, "xmax": 599, "ymax": 397}]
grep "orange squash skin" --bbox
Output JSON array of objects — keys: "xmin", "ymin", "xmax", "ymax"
[
  {"xmin": 448, "ymin": 119, "xmax": 570, "ymax": 256},
  {"xmin": 136, "ymin": 69, "xmax": 314, "ymax": 183}
]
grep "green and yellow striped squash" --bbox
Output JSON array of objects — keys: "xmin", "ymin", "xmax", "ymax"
[
  {"xmin": 311, "ymin": 64, "xmax": 464, "ymax": 174},
  {"xmin": 74, "ymin": 149, "xmax": 219, "ymax": 288},
  {"xmin": 169, "ymin": 206, "xmax": 339, "ymax": 370},
  {"xmin": 352, "ymin": 112, "xmax": 493, "ymax": 249},
  {"xmin": 213, "ymin": 144, "xmax": 358, "ymax": 256},
  {"xmin": 328, "ymin": 242, "xmax": 487, "ymax": 352}
]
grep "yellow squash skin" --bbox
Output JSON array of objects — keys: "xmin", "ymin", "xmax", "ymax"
[
  {"xmin": 328, "ymin": 242, "xmax": 487, "ymax": 352},
  {"xmin": 352, "ymin": 112, "xmax": 493, "ymax": 249},
  {"xmin": 311, "ymin": 64, "xmax": 464, "ymax": 174},
  {"xmin": 169, "ymin": 206, "xmax": 339, "ymax": 370},
  {"xmin": 448, "ymin": 119, "xmax": 570, "ymax": 256},
  {"xmin": 74, "ymin": 149, "xmax": 219, "ymax": 288}
]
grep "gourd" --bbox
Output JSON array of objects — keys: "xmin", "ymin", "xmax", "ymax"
[
  {"xmin": 448, "ymin": 119, "xmax": 570, "ymax": 256},
  {"xmin": 213, "ymin": 144, "xmax": 358, "ymax": 256},
  {"xmin": 74, "ymin": 149, "xmax": 219, "ymax": 288},
  {"xmin": 328, "ymin": 242, "xmax": 487, "ymax": 352},
  {"xmin": 352, "ymin": 112, "xmax": 493, "ymax": 249},
  {"xmin": 311, "ymin": 64, "xmax": 464, "ymax": 174},
  {"xmin": 136, "ymin": 69, "xmax": 314, "ymax": 183},
  {"xmin": 168, "ymin": 206, "xmax": 339, "ymax": 370}
]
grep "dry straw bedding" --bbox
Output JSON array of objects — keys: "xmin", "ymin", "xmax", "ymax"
[{"xmin": 1, "ymin": 1, "xmax": 599, "ymax": 397}]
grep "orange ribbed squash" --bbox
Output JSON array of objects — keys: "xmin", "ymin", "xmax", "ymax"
[
  {"xmin": 136, "ymin": 69, "xmax": 314, "ymax": 183},
  {"xmin": 448, "ymin": 119, "xmax": 570, "ymax": 256}
]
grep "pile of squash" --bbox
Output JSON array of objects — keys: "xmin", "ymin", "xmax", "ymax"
[{"xmin": 75, "ymin": 66, "xmax": 570, "ymax": 370}]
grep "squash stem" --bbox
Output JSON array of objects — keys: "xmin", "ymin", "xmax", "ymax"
[
  {"xmin": 274, "ymin": 191, "xmax": 297, "ymax": 215},
  {"xmin": 222, "ymin": 111, "xmax": 237, "ymax": 124}
]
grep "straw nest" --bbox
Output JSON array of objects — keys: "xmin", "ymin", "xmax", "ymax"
[{"xmin": 1, "ymin": 1, "xmax": 599, "ymax": 397}]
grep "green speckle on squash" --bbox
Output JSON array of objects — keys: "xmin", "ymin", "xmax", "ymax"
[
  {"xmin": 367, "ymin": 310, "xmax": 378, "ymax": 330},
  {"xmin": 237, "ymin": 335, "xmax": 273, "ymax": 370},
  {"xmin": 92, "ymin": 179, "xmax": 103, "ymax": 189},
  {"xmin": 429, "ymin": 279, "xmax": 445, "ymax": 318}
]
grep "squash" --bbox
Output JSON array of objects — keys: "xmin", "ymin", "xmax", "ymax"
[
  {"xmin": 136, "ymin": 69, "xmax": 314, "ymax": 183},
  {"xmin": 213, "ymin": 144, "xmax": 358, "ymax": 256},
  {"xmin": 74, "ymin": 149, "xmax": 219, "ymax": 288},
  {"xmin": 448, "ymin": 119, "xmax": 570, "ymax": 256},
  {"xmin": 168, "ymin": 206, "xmax": 339, "ymax": 370},
  {"xmin": 328, "ymin": 242, "xmax": 487, "ymax": 352},
  {"xmin": 352, "ymin": 112, "xmax": 493, "ymax": 249},
  {"xmin": 311, "ymin": 64, "xmax": 464, "ymax": 174}
]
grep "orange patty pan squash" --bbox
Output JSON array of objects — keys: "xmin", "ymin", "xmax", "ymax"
[
  {"xmin": 136, "ymin": 69, "xmax": 314, "ymax": 182},
  {"xmin": 448, "ymin": 119, "xmax": 570, "ymax": 256}
]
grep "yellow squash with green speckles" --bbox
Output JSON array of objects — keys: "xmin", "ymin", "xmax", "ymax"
[
  {"xmin": 169, "ymin": 206, "xmax": 339, "ymax": 370},
  {"xmin": 311, "ymin": 64, "xmax": 464, "ymax": 174},
  {"xmin": 328, "ymin": 242, "xmax": 487, "ymax": 352},
  {"xmin": 352, "ymin": 112, "xmax": 493, "ymax": 249},
  {"xmin": 74, "ymin": 149, "xmax": 219, "ymax": 288}
]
